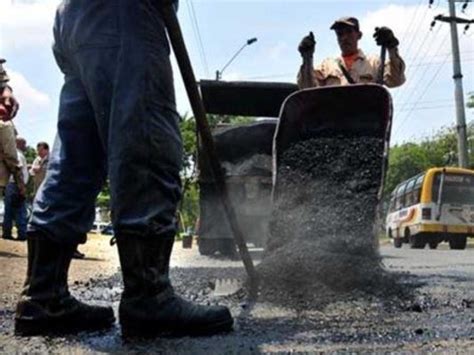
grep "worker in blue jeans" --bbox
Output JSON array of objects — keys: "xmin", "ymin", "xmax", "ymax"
[
  {"xmin": 2, "ymin": 137, "xmax": 28, "ymax": 241},
  {"xmin": 15, "ymin": 0, "xmax": 233, "ymax": 338},
  {"xmin": 3, "ymin": 182, "xmax": 28, "ymax": 240}
]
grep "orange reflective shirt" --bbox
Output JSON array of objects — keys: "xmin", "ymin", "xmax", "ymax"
[
  {"xmin": 297, "ymin": 49, "xmax": 406, "ymax": 88},
  {"xmin": 342, "ymin": 53, "xmax": 358, "ymax": 71}
]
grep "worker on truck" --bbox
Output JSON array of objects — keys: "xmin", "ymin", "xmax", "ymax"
[{"xmin": 297, "ymin": 17, "xmax": 406, "ymax": 88}]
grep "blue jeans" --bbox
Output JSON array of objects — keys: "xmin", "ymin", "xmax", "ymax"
[
  {"xmin": 3, "ymin": 182, "xmax": 27, "ymax": 239},
  {"xmin": 30, "ymin": 0, "xmax": 182, "ymax": 245}
]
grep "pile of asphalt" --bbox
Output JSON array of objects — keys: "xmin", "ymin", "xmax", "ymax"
[{"xmin": 258, "ymin": 136, "xmax": 409, "ymax": 309}]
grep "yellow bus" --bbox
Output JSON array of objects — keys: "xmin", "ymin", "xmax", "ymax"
[{"xmin": 386, "ymin": 167, "xmax": 474, "ymax": 250}]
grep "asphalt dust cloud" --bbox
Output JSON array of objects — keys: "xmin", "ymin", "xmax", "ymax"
[{"xmin": 257, "ymin": 137, "xmax": 411, "ymax": 309}]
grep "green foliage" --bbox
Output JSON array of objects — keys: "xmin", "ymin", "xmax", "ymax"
[
  {"xmin": 178, "ymin": 181, "xmax": 199, "ymax": 233},
  {"xmin": 385, "ymin": 143, "xmax": 434, "ymax": 195},
  {"xmin": 180, "ymin": 113, "xmax": 198, "ymax": 176},
  {"xmin": 96, "ymin": 180, "xmax": 110, "ymax": 208},
  {"xmin": 24, "ymin": 146, "xmax": 36, "ymax": 164},
  {"xmin": 385, "ymin": 123, "xmax": 471, "ymax": 196},
  {"xmin": 467, "ymin": 92, "xmax": 473, "ymax": 109},
  {"xmin": 207, "ymin": 114, "xmax": 254, "ymax": 128}
]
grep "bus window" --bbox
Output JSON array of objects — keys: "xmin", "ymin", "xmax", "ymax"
[
  {"xmin": 413, "ymin": 187, "xmax": 422, "ymax": 204},
  {"xmin": 395, "ymin": 183, "xmax": 407, "ymax": 209},
  {"xmin": 432, "ymin": 173, "xmax": 474, "ymax": 205},
  {"xmin": 410, "ymin": 174, "xmax": 424, "ymax": 205},
  {"xmin": 389, "ymin": 196, "xmax": 396, "ymax": 212},
  {"xmin": 414, "ymin": 175, "xmax": 424, "ymax": 189},
  {"xmin": 405, "ymin": 179, "xmax": 416, "ymax": 206},
  {"xmin": 395, "ymin": 196, "xmax": 402, "ymax": 210},
  {"xmin": 396, "ymin": 184, "xmax": 406, "ymax": 196}
]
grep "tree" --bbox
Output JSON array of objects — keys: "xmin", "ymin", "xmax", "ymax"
[
  {"xmin": 385, "ymin": 143, "xmax": 431, "ymax": 195},
  {"xmin": 467, "ymin": 92, "xmax": 473, "ymax": 109},
  {"xmin": 385, "ymin": 123, "xmax": 467, "ymax": 196}
]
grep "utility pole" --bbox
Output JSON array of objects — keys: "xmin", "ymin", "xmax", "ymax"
[{"xmin": 433, "ymin": 0, "xmax": 473, "ymax": 167}]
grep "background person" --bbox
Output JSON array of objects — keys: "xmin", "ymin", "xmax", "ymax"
[
  {"xmin": 29, "ymin": 141, "xmax": 84, "ymax": 258},
  {"xmin": 0, "ymin": 58, "xmax": 24, "ymax": 230},
  {"xmin": 29, "ymin": 142, "xmax": 49, "ymax": 196},
  {"xmin": 3, "ymin": 137, "xmax": 29, "ymax": 241},
  {"xmin": 0, "ymin": 59, "xmax": 19, "ymax": 121}
]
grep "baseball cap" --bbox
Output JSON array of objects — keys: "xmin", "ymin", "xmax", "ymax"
[{"xmin": 330, "ymin": 17, "xmax": 360, "ymax": 32}]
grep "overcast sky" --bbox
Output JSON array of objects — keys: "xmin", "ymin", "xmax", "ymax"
[{"xmin": 1, "ymin": 0, "xmax": 473, "ymax": 148}]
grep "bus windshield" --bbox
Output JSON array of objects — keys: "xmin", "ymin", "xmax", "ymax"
[{"xmin": 432, "ymin": 173, "xmax": 474, "ymax": 205}]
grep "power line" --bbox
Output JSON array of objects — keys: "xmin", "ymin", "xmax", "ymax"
[
  {"xmin": 396, "ymin": 27, "xmax": 448, "ymax": 109},
  {"xmin": 394, "ymin": 24, "xmax": 442, "ymax": 105},
  {"xmin": 398, "ymin": 98, "xmax": 454, "ymax": 108},
  {"xmin": 398, "ymin": 0, "xmax": 425, "ymax": 49},
  {"xmin": 407, "ymin": 56, "xmax": 474, "ymax": 67},
  {"xmin": 394, "ymin": 51, "xmax": 451, "ymax": 137},
  {"xmin": 400, "ymin": 3, "xmax": 431, "ymax": 61},
  {"xmin": 239, "ymin": 55, "xmax": 474, "ymax": 81},
  {"xmin": 404, "ymin": 49, "xmax": 474, "ymax": 60},
  {"xmin": 393, "ymin": 6, "xmax": 439, "ymax": 103},
  {"xmin": 398, "ymin": 104, "xmax": 455, "ymax": 112},
  {"xmin": 185, "ymin": 0, "xmax": 209, "ymax": 77}
]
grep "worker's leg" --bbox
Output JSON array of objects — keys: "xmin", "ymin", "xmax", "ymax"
[
  {"xmin": 15, "ymin": 190, "xmax": 27, "ymax": 240},
  {"xmin": 72, "ymin": 0, "xmax": 232, "ymax": 337},
  {"xmin": 2, "ymin": 182, "xmax": 15, "ymax": 239},
  {"xmin": 15, "ymin": 5, "xmax": 114, "ymax": 336}
]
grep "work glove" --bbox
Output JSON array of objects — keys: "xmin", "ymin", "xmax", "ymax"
[
  {"xmin": 298, "ymin": 32, "xmax": 316, "ymax": 57},
  {"xmin": 373, "ymin": 27, "xmax": 399, "ymax": 49}
]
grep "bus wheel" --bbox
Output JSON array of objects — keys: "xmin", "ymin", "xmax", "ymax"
[
  {"xmin": 409, "ymin": 234, "xmax": 425, "ymax": 249},
  {"xmin": 428, "ymin": 241, "xmax": 438, "ymax": 249},
  {"xmin": 449, "ymin": 236, "xmax": 467, "ymax": 250},
  {"xmin": 393, "ymin": 238, "xmax": 403, "ymax": 248}
]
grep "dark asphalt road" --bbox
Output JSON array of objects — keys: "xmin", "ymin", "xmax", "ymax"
[{"xmin": 0, "ymin": 236, "xmax": 473, "ymax": 353}]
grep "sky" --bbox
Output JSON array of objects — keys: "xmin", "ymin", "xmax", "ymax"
[{"xmin": 0, "ymin": 0, "xmax": 473, "ymax": 149}]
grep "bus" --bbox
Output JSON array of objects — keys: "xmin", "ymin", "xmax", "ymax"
[{"xmin": 386, "ymin": 167, "xmax": 474, "ymax": 250}]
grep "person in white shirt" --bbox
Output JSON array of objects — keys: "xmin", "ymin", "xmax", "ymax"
[{"xmin": 29, "ymin": 142, "xmax": 49, "ymax": 197}]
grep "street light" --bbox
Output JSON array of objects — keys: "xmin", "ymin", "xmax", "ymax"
[{"xmin": 215, "ymin": 37, "xmax": 258, "ymax": 80}]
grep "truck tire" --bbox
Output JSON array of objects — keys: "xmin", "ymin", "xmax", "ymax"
[
  {"xmin": 218, "ymin": 239, "xmax": 237, "ymax": 257},
  {"xmin": 198, "ymin": 239, "xmax": 217, "ymax": 256},
  {"xmin": 449, "ymin": 236, "xmax": 467, "ymax": 250}
]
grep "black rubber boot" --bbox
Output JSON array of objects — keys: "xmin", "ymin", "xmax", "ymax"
[
  {"xmin": 116, "ymin": 234, "xmax": 233, "ymax": 338},
  {"xmin": 14, "ymin": 232, "xmax": 115, "ymax": 336}
]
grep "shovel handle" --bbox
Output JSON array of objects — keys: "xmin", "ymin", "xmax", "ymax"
[
  {"xmin": 301, "ymin": 53, "xmax": 314, "ymax": 89},
  {"xmin": 160, "ymin": 3, "xmax": 259, "ymax": 290},
  {"xmin": 377, "ymin": 45, "xmax": 387, "ymax": 85}
]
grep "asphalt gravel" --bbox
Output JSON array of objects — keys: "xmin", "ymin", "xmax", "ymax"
[
  {"xmin": 0, "ymin": 237, "xmax": 473, "ymax": 353},
  {"xmin": 258, "ymin": 137, "xmax": 409, "ymax": 310}
]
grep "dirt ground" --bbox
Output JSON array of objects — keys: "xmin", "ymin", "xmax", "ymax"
[{"xmin": 0, "ymin": 234, "xmax": 473, "ymax": 353}]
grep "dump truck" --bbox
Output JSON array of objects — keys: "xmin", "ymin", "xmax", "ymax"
[
  {"xmin": 197, "ymin": 80, "xmax": 392, "ymax": 256},
  {"xmin": 196, "ymin": 81, "xmax": 297, "ymax": 256}
]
